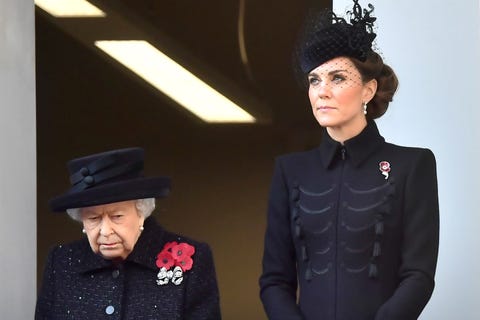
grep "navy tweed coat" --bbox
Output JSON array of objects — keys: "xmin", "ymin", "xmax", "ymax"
[
  {"xmin": 36, "ymin": 217, "xmax": 221, "ymax": 319},
  {"xmin": 259, "ymin": 121, "xmax": 439, "ymax": 320}
]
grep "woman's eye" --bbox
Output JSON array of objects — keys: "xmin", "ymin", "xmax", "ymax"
[
  {"xmin": 84, "ymin": 216, "xmax": 100, "ymax": 226},
  {"xmin": 332, "ymin": 74, "xmax": 346, "ymax": 82},
  {"xmin": 308, "ymin": 77, "xmax": 320, "ymax": 86}
]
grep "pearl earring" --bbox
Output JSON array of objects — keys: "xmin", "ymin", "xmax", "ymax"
[
  {"xmin": 363, "ymin": 103, "xmax": 368, "ymax": 115},
  {"xmin": 140, "ymin": 226, "xmax": 144, "ymax": 231},
  {"xmin": 82, "ymin": 228, "xmax": 86, "ymax": 234}
]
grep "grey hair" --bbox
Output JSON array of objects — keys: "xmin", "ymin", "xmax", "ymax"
[{"xmin": 66, "ymin": 198, "xmax": 156, "ymax": 222}]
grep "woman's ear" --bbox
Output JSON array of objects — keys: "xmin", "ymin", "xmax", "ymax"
[
  {"xmin": 364, "ymin": 79, "xmax": 378, "ymax": 103},
  {"xmin": 135, "ymin": 207, "xmax": 146, "ymax": 226},
  {"xmin": 138, "ymin": 212, "xmax": 145, "ymax": 226}
]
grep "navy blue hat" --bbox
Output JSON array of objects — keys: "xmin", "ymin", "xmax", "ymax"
[
  {"xmin": 49, "ymin": 147, "xmax": 171, "ymax": 212},
  {"xmin": 296, "ymin": 0, "xmax": 377, "ymax": 74}
]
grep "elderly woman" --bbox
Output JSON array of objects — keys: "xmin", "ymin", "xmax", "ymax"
[
  {"xmin": 35, "ymin": 147, "xmax": 221, "ymax": 319},
  {"xmin": 259, "ymin": 1, "xmax": 439, "ymax": 319}
]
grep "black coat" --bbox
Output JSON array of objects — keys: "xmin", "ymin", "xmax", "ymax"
[
  {"xmin": 259, "ymin": 121, "xmax": 439, "ymax": 320},
  {"xmin": 36, "ymin": 217, "xmax": 221, "ymax": 319}
]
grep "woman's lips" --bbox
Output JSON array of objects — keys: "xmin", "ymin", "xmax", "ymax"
[
  {"xmin": 99, "ymin": 243, "xmax": 119, "ymax": 249},
  {"xmin": 317, "ymin": 106, "xmax": 334, "ymax": 111}
]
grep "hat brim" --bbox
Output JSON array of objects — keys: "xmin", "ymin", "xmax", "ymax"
[{"xmin": 49, "ymin": 176, "xmax": 171, "ymax": 212}]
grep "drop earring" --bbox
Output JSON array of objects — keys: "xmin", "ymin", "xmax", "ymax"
[{"xmin": 363, "ymin": 103, "xmax": 368, "ymax": 115}]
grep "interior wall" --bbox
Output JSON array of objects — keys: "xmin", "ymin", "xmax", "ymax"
[
  {"xmin": 0, "ymin": 0, "xmax": 36, "ymax": 318},
  {"xmin": 334, "ymin": 0, "xmax": 480, "ymax": 319}
]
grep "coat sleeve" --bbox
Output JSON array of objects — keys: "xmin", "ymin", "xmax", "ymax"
[
  {"xmin": 375, "ymin": 149, "xmax": 440, "ymax": 320},
  {"xmin": 183, "ymin": 242, "xmax": 222, "ymax": 320},
  {"xmin": 35, "ymin": 246, "xmax": 58, "ymax": 320},
  {"xmin": 259, "ymin": 158, "xmax": 304, "ymax": 319}
]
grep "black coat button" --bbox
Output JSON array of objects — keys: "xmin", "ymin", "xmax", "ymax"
[
  {"xmin": 83, "ymin": 176, "xmax": 94, "ymax": 185},
  {"xmin": 80, "ymin": 167, "xmax": 89, "ymax": 176}
]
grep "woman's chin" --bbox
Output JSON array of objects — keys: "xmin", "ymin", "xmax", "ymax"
[
  {"xmin": 316, "ymin": 118, "xmax": 338, "ymax": 128},
  {"xmin": 98, "ymin": 246, "xmax": 125, "ymax": 260}
]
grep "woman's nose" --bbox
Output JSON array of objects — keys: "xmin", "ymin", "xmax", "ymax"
[
  {"xmin": 99, "ymin": 217, "xmax": 114, "ymax": 236},
  {"xmin": 317, "ymin": 81, "xmax": 331, "ymax": 98}
]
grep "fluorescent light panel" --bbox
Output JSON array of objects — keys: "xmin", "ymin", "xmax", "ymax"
[
  {"xmin": 35, "ymin": 0, "xmax": 106, "ymax": 18},
  {"xmin": 95, "ymin": 40, "xmax": 256, "ymax": 123}
]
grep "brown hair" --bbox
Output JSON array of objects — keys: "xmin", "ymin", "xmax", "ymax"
[{"xmin": 351, "ymin": 52, "xmax": 399, "ymax": 119}]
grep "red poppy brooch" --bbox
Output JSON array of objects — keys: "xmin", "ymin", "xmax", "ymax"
[
  {"xmin": 379, "ymin": 161, "xmax": 391, "ymax": 179},
  {"xmin": 156, "ymin": 241, "xmax": 195, "ymax": 286}
]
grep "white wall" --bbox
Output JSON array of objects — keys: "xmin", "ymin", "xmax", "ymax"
[
  {"xmin": 334, "ymin": 0, "xmax": 480, "ymax": 319},
  {"xmin": 0, "ymin": 0, "xmax": 36, "ymax": 318}
]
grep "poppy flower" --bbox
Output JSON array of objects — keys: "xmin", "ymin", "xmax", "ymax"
[
  {"xmin": 379, "ymin": 161, "xmax": 391, "ymax": 172},
  {"xmin": 171, "ymin": 242, "xmax": 195, "ymax": 261},
  {"xmin": 379, "ymin": 161, "xmax": 391, "ymax": 179},
  {"xmin": 163, "ymin": 241, "xmax": 178, "ymax": 252},
  {"xmin": 156, "ymin": 251, "xmax": 174, "ymax": 270},
  {"xmin": 176, "ymin": 256, "xmax": 194, "ymax": 271},
  {"xmin": 155, "ymin": 241, "xmax": 195, "ymax": 285}
]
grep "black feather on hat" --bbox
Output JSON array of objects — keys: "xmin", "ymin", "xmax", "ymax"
[{"xmin": 49, "ymin": 147, "xmax": 171, "ymax": 212}]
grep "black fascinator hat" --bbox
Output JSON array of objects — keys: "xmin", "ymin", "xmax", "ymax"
[
  {"xmin": 49, "ymin": 147, "xmax": 171, "ymax": 212},
  {"xmin": 296, "ymin": 0, "xmax": 377, "ymax": 75}
]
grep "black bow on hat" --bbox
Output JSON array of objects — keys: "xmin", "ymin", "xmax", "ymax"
[
  {"xmin": 49, "ymin": 147, "xmax": 171, "ymax": 212},
  {"xmin": 296, "ymin": 0, "xmax": 377, "ymax": 74}
]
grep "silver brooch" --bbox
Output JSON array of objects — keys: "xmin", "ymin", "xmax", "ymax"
[{"xmin": 156, "ymin": 266, "xmax": 184, "ymax": 286}]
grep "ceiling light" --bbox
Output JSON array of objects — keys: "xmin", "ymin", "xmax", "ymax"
[
  {"xmin": 35, "ymin": 0, "xmax": 106, "ymax": 18},
  {"xmin": 95, "ymin": 40, "xmax": 256, "ymax": 123}
]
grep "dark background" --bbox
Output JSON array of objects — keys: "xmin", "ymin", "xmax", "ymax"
[{"xmin": 36, "ymin": 1, "xmax": 330, "ymax": 318}]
